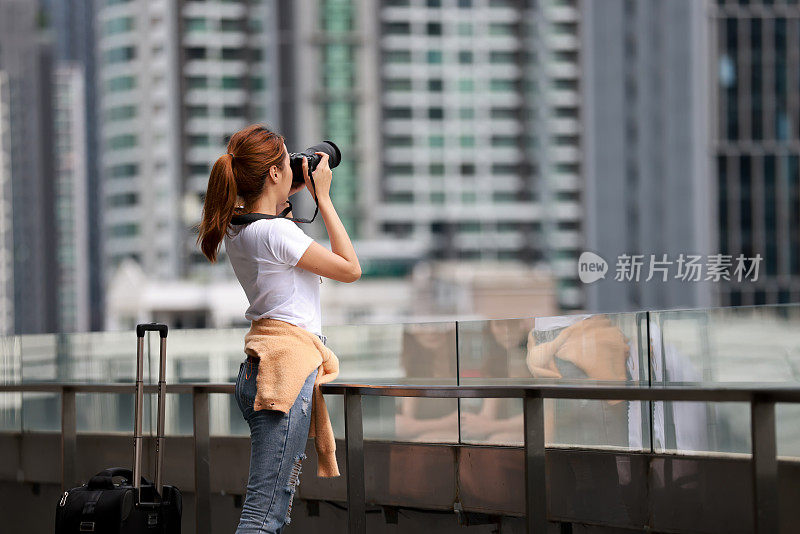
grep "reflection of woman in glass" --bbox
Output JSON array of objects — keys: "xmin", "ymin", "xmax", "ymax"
[
  {"xmin": 526, "ymin": 314, "xmax": 631, "ymax": 446},
  {"xmin": 394, "ymin": 323, "xmax": 459, "ymax": 441},
  {"xmin": 461, "ymin": 318, "xmax": 534, "ymax": 444}
]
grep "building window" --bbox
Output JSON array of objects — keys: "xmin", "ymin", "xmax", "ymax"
[
  {"xmin": 385, "ymin": 78, "xmax": 412, "ymax": 91},
  {"xmin": 104, "ymin": 16, "xmax": 134, "ymax": 35},
  {"xmin": 384, "ymin": 22, "xmax": 411, "ymax": 35},
  {"xmin": 185, "ymin": 18, "xmax": 207, "ymax": 32},
  {"xmin": 429, "ymin": 107, "xmax": 444, "ymax": 120},
  {"xmin": 222, "ymin": 76, "xmax": 243, "ymax": 89},
  {"xmin": 427, "ymin": 22, "xmax": 442, "ymax": 36},
  {"xmin": 109, "ymin": 223, "xmax": 139, "ymax": 238},
  {"xmin": 428, "ymin": 79, "xmax": 443, "ymax": 92},
  {"xmin": 108, "ymin": 192, "xmax": 138, "ymax": 207},
  {"xmin": 187, "ymin": 76, "xmax": 208, "ymax": 89},
  {"xmin": 458, "ymin": 51, "xmax": 473, "ymax": 64},
  {"xmin": 108, "ymin": 163, "xmax": 138, "ymax": 178},
  {"xmin": 429, "ymin": 135, "xmax": 445, "ymax": 148},
  {"xmin": 386, "ymin": 107, "xmax": 412, "ymax": 119},
  {"xmin": 106, "ymin": 75, "xmax": 136, "ymax": 92},
  {"xmin": 106, "ymin": 105, "xmax": 137, "ymax": 122},
  {"xmin": 384, "ymin": 50, "xmax": 412, "ymax": 64},
  {"xmin": 427, "ymin": 50, "xmax": 443, "ymax": 64},
  {"xmin": 186, "ymin": 47, "xmax": 207, "ymax": 60},
  {"xmin": 108, "ymin": 134, "xmax": 137, "ymax": 150}
]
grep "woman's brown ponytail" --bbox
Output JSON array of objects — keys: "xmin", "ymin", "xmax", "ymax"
[{"xmin": 195, "ymin": 124, "xmax": 286, "ymax": 263}]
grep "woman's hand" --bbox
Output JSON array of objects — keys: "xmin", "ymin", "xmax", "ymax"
[{"xmin": 301, "ymin": 152, "xmax": 333, "ymax": 202}]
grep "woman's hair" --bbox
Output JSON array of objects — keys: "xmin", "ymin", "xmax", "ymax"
[{"xmin": 195, "ymin": 123, "xmax": 287, "ymax": 263}]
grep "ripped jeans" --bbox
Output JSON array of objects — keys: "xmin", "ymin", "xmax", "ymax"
[{"xmin": 234, "ymin": 338, "xmax": 323, "ymax": 533}]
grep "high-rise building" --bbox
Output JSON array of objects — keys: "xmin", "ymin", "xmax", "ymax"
[
  {"xmin": 53, "ymin": 64, "xmax": 91, "ymax": 333},
  {"xmin": 711, "ymin": 0, "xmax": 800, "ymax": 306},
  {"xmin": 96, "ymin": 0, "xmax": 280, "ymax": 305},
  {"xmin": 42, "ymin": 0, "xmax": 106, "ymax": 331},
  {"xmin": 582, "ymin": 0, "xmax": 715, "ymax": 312},
  {"xmin": 0, "ymin": 0, "xmax": 59, "ymax": 335},
  {"xmin": 286, "ymin": 0, "xmax": 585, "ymax": 310},
  {"xmin": 0, "ymin": 73, "xmax": 14, "ymax": 335}
]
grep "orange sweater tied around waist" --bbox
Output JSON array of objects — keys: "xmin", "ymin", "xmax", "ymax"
[{"xmin": 243, "ymin": 318, "xmax": 341, "ymax": 478}]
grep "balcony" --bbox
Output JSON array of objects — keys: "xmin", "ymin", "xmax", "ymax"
[{"xmin": 2, "ymin": 305, "xmax": 800, "ymax": 533}]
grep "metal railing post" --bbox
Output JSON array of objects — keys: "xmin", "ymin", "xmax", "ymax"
[
  {"xmin": 751, "ymin": 396, "xmax": 778, "ymax": 533},
  {"xmin": 193, "ymin": 387, "xmax": 211, "ymax": 534},
  {"xmin": 61, "ymin": 386, "xmax": 77, "ymax": 491},
  {"xmin": 344, "ymin": 390, "xmax": 366, "ymax": 534},
  {"xmin": 524, "ymin": 391, "xmax": 547, "ymax": 534}
]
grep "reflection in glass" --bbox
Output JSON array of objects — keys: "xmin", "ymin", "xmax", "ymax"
[{"xmin": 459, "ymin": 314, "xmax": 649, "ymax": 450}]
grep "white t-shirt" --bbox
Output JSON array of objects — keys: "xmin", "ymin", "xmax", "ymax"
[{"xmin": 224, "ymin": 218, "xmax": 322, "ymax": 336}]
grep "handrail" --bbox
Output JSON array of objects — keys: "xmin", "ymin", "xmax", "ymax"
[
  {"xmin": 319, "ymin": 382, "xmax": 798, "ymax": 534},
  {"xmin": 2, "ymin": 381, "xmax": 795, "ymax": 534}
]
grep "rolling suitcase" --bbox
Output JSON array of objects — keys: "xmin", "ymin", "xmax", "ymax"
[{"xmin": 55, "ymin": 322, "xmax": 182, "ymax": 533}]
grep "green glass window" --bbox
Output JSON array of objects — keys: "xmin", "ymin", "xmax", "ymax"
[
  {"xmin": 106, "ymin": 105, "xmax": 137, "ymax": 122},
  {"xmin": 108, "ymin": 134, "xmax": 137, "ymax": 150},
  {"xmin": 108, "ymin": 163, "xmax": 138, "ymax": 179},
  {"xmin": 490, "ymin": 79, "xmax": 517, "ymax": 92},
  {"xmin": 104, "ymin": 46, "xmax": 136, "ymax": 64},
  {"xmin": 429, "ymin": 135, "xmax": 445, "ymax": 148},
  {"xmin": 458, "ymin": 51, "xmax": 473, "ymax": 64},
  {"xmin": 109, "ymin": 223, "xmax": 139, "ymax": 238},
  {"xmin": 458, "ymin": 78, "xmax": 474, "ymax": 92},
  {"xmin": 221, "ymin": 76, "xmax": 243, "ymax": 89},
  {"xmin": 385, "ymin": 50, "xmax": 412, "ymax": 63},
  {"xmin": 459, "ymin": 135, "xmax": 475, "ymax": 147},
  {"xmin": 489, "ymin": 22, "xmax": 515, "ymax": 36},
  {"xmin": 385, "ymin": 78, "xmax": 412, "ymax": 91},
  {"xmin": 104, "ymin": 17, "xmax": 134, "ymax": 35},
  {"xmin": 185, "ymin": 18, "xmax": 207, "ymax": 32},
  {"xmin": 427, "ymin": 50, "xmax": 443, "ymax": 63},
  {"xmin": 459, "ymin": 107, "xmax": 475, "ymax": 119},
  {"xmin": 187, "ymin": 76, "xmax": 208, "ymax": 89}
]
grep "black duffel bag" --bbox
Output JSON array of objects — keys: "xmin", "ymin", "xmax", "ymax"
[{"xmin": 55, "ymin": 467, "xmax": 182, "ymax": 533}]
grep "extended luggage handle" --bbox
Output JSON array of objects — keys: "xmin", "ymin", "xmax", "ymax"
[{"xmin": 134, "ymin": 322, "xmax": 168, "ymax": 505}]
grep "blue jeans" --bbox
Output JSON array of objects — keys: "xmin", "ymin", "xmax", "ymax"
[{"xmin": 234, "ymin": 334, "xmax": 325, "ymax": 533}]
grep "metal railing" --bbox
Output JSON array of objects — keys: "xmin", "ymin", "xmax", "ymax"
[
  {"xmin": 319, "ymin": 382, "xmax": 800, "ymax": 534},
  {"xmin": 2, "ymin": 381, "xmax": 800, "ymax": 534}
]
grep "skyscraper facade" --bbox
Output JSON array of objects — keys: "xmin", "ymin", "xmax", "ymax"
[
  {"xmin": 583, "ymin": 0, "xmax": 715, "ymax": 312},
  {"xmin": 286, "ymin": 0, "xmax": 585, "ymax": 309},
  {"xmin": 0, "ymin": 0, "xmax": 59, "ymax": 334},
  {"xmin": 712, "ymin": 0, "xmax": 800, "ymax": 306},
  {"xmin": 53, "ymin": 64, "xmax": 91, "ymax": 333},
  {"xmin": 96, "ymin": 0, "xmax": 280, "ymax": 303},
  {"xmin": 42, "ymin": 0, "xmax": 106, "ymax": 331}
]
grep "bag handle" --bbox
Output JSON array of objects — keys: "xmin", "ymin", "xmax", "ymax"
[{"xmin": 88, "ymin": 467, "xmax": 151, "ymax": 490}]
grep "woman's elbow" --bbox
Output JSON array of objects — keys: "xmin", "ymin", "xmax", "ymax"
[{"xmin": 345, "ymin": 265, "xmax": 361, "ymax": 283}]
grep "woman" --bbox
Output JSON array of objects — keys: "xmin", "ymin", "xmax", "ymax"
[{"xmin": 196, "ymin": 124, "xmax": 361, "ymax": 533}]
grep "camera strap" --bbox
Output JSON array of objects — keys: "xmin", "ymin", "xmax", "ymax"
[{"xmin": 230, "ymin": 168, "xmax": 320, "ymax": 225}]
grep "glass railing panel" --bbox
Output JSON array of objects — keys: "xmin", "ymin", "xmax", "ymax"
[
  {"xmin": 325, "ymin": 321, "xmax": 459, "ymax": 443},
  {"xmin": 650, "ymin": 304, "xmax": 800, "ymax": 456},
  {"xmin": 458, "ymin": 313, "xmax": 650, "ymax": 450},
  {"xmin": 0, "ymin": 334, "xmax": 22, "ymax": 431},
  {"xmin": 22, "ymin": 392, "xmax": 61, "ymax": 432}
]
